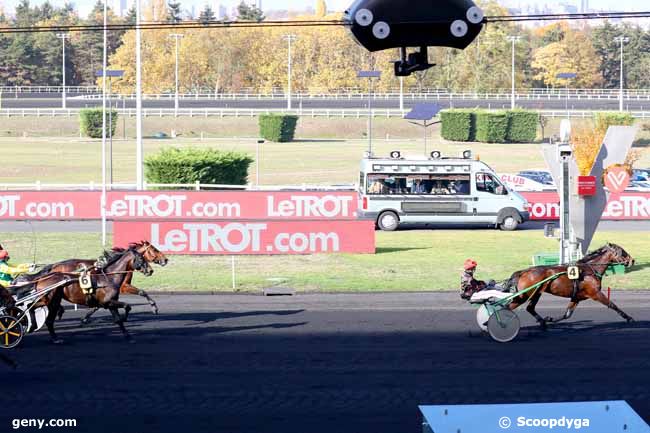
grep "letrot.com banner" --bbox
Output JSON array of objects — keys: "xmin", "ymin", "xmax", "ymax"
[
  {"xmin": 521, "ymin": 192, "xmax": 650, "ymax": 221},
  {"xmin": 113, "ymin": 221, "xmax": 376, "ymax": 255},
  {"xmin": 0, "ymin": 191, "xmax": 359, "ymax": 221},
  {"xmin": 1, "ymin": 191, "xmax": 648, "ymax": 221}
]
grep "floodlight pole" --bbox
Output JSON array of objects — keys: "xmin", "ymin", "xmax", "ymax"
[
  {"xmin": 135, "ymin": 0, "xmax": 144, "ymax": 190},
  {"xmin": 283, "ymin": 35, "xmax": 297, "ymax": 110},
  {"xmin": 615, "ymin": 36, "xmax": 629, "ymax": 112},
  {"xmin": 507, "ymin": 36, "xmax": 521, "ymax": 110},
  {"xmin": 56, "ymin": 33, "xmax": 69, "ymax": 109},
  {"xmin": 169, "ymin": 34, "xmax": 184, "ymax": 117}
]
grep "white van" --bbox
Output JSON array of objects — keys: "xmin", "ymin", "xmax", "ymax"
[{"xmin": 358, "ymin": 151, "xmax": 530, "ymax": 231}]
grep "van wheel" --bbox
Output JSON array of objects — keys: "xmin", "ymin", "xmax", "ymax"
[
  {"xmin": 377, "ymin": 211, "xmax": 399, "ymax": 231},
  {"xmin": 500, "ymin": 215, "xmax": 519, "ymax": 231}
]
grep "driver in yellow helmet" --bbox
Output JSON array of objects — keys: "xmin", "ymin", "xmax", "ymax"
[{"xmin": 0, "ymin": 249, "xmax": 35, "ymax": 288}]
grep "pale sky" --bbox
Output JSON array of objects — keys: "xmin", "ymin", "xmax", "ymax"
[{"xmin": 1, "ymin": 0, "xmax": 644, "ymax": 18}]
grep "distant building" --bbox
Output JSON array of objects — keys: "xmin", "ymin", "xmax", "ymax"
[{"xmin": 113, "ymin": 0, "xmax": 129, "ymax": 17}]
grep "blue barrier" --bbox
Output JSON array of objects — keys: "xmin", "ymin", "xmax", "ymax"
[{"xmin": 420, "ymin": 401, "xmax": 650, "ymax": 433}]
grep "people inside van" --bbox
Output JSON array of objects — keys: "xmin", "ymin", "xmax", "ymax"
[
  {"xmin": 368, "ymin": 180, "xmax": 388, "ymax": 194},
  {"xmin": 431, "ymin": 180, "xmax": 450, "ymax": 195},
  {"xmin": 411, "ymin": 179, "xmax": 427, "ymax": 194},
  {"xmin": 455, "ymin": 180, "xmax": 470, "ymax": 195}
]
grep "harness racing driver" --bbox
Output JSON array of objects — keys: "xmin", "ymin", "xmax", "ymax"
[
  {"xmin": 0, "ymin": 249, "xmax": 36, "ymax": 288},
  {"xmin": 460, "ymin": 259, "xmax": 497, "ymax": 300}
]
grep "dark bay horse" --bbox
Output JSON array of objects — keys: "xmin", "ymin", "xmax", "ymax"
[
  {"xmin": 505, "ymin": 243, "xmax": 635, "ymax": 329},
  {"xmin": 15, "ymin": 247, "xmax": 152, "ymax": 343},
  {"xmin": 50, "ymin": 241, "xmax": 168, "ymax": 324},
  {"xmin": 73, "ymin": 241, "xmax": 168, "ymax": 324}
]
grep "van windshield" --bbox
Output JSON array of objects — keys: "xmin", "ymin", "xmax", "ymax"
[
  {"xmin": 365, "ymin": 174, "xmax": 471, "ymax": 195},
  {"xmin": 476, "ymin": 173, "xmax": 506, "ymax": 195}
]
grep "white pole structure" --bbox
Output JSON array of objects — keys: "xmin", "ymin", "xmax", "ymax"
[
  {"xmin": 135, "ymin": 0, "xmax": 144, "ymax": 190},
  {"xmin": 283, "ymin": 35, "xmax": 297, "ymax": 110},
  {"xmin": 507, "ymin": 36, "xmax": 521, "ymax": 110},
  {"xmin": 357, "ymin": 71, "xmax": 381, "ymax": 157},
  {"xmin": 399, "ymin": 76, "xmax": 404, "ymax": 111},
  {"xmin": 56, "ymin": 33, "xmax": 69, "ymax": 109},
  {"xmin": 615, "ymin": 36, "xmax": 630, "ymax": 112},
  {"xmin": 101, "ymin": 0, "xmax": 108, "ymax": 245},
  {"xmin": 169, "ymin": 33, "xmax": 184, "ymax": 117}
]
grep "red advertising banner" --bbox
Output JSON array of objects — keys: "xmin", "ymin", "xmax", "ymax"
[
  {"xmin": 105, "ymin": 191, "xmax": 358, "ymax": 220},
  {"xmin": 1, "ymin": 191, "xmax": 648, "ymax": 222},
  {"xmin": 0, "ymin": 191, "xmax": 100, "ymax": 220},
  {"xmin": 113, "ymin": 220, "xmax": 376, "ymax": 255},
  {"xmin": 0, "ymin": 191, "xmax": 359, "ymax": 221},
  {"xmin": 522, "ymin": 192, "xmax": 650, "ymax": 221}
]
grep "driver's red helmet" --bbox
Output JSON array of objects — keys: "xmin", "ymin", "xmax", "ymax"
[
  {"xmin": 0, "ymin": 250, "xmax": 8, "ymax": 260},
  {"xmin": 464, "ymin": 259, "xmax": 477, "ymax": 270}
]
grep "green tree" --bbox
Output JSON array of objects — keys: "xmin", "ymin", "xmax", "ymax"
[
  {"xmin": 237, "ymin": 1, "xmax": 264, "ymax": 21},
  {"xmin": 198, "ymin": 5, "xmax": 215, "ymax": 23},
  {"xmin": 166, "ymin": 1, "xmax": 182, "ymax": 23}
]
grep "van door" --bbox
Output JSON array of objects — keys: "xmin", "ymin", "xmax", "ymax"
[{"xmin": 474, "ymin": 172, "xmax": 508, "ymax": 223}]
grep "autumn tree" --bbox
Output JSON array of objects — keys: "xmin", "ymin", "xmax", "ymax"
[
  {"xmin": 531, "ymin": 27, "xmax": 603, "ymax": 88},
  {"xmin": 315, "ymin": 0, "xmax": 327, "ymax": 18}
]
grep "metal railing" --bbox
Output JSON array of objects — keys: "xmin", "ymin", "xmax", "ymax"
[
  {"xmin": 0, "ymin": 181, "xmax": 356, "ymax": 191},
  {"xmin": 0, "ymin": 86, "xmax": 99, "ymax": 94},
  {"xmin": 1, "ymin": 107, "xmax": 650, "ymax": 119},
  {"xmin": 70, "ymin": 90, "xmax": 650, "ymax": 101}
]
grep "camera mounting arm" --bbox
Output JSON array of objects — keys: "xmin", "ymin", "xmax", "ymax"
[{"xmin": 345, "ymin": 0, "xmax": 484, "ymax": 77}]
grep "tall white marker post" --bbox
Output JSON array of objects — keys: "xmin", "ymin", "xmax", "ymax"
[
  {"xmin": 169, "ymin": 33, "xmax": 184, "ymax": 117},
  {"xmin": 507, "ymin": 35, "xmax": 521, "ymax": 110},
  {"xmin": 283, "ymin": 35, "xmax": 297, "ymax": 110},
  {"xmin": 614, "ymin": 36, "xmax": 629, "ymax": 112},
  {"xmin": 56, "ymin": 33, "xmax": 69, "ymax": 109},
  {"xmin": 101, "ymin": 0, "xmax": 108, "ymax": 245},
  {"xmin": 135, "ymin": 0, "xmax": 144, "ymax": 190}
]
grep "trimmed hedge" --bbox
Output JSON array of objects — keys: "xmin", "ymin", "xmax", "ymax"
[
  {"xmin": 594, "ymin": 112, "xmax": 635, "ymax": 132},
  {"xmin": 441, "ymin": 109, "xmax": 539, "ymax": 143},
  {"xmin": 144, "ymin": 148, "xmax": 253, "ymax": 185},
  {"xmin": 79, "ymin": 108, "xmax": 118, "ymax": 138},
  {"xmin": 475, "ymin": 111, "xmax": 509, "ymax": 143},
  {"xmin": 507, "ymin": 110, "xmax": 539, "ymax": 142},
  {"xmin": 258, "ymin": 114, "xmax": 299, "ymax": 142},
  {"xmin": 440, "ymin": 109, "xmax": 475, "ymax": 142}
]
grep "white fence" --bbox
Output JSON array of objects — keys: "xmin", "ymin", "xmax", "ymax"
[
  {"xmin": 4, "ymin": 86, "xmax": 650, "ymax": 98},
  {"xmin": 0, "ymin": 182, "xmax": 356, "ymax": 191},
  {"xmin": 2, "ymin": 107, "xmax": 650, "ymax": 119},
  {"xmin": 71, "ymin": 90, "xmax": 650, "ymax": 101}
]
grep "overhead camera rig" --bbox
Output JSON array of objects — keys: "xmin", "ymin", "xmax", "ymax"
[{"xmin": 345, "ymin": 0, "xmax": 485, "ymax": 77}]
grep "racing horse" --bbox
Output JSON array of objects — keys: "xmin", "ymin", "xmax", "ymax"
[
  {"xmin": 15, "ymin": 246, "xmax": 152, "ymax": 343},
  {"xmin": 505, "ymin": 243, "xmax": 635, "ymax": 329},
  {"xmin": 53, "ymin": 241, "xmax": 168, "ymax": 324}
]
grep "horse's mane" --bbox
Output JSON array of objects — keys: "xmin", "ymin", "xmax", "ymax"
[{"xmin": 96, "ymin": 247, "xmax": 134, "ymax": 269}]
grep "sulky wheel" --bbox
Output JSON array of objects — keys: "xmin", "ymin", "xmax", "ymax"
[
  {"xmin": 476, "ymin": 305, "xmax": 492, "ymax": 332},
  {"xmin": 487, "ymin": 308, "xmax": 520, "ymax": 343},
  {"xmin": 0, "ymin": 315, "xmax": 24, "ymax": 349}
]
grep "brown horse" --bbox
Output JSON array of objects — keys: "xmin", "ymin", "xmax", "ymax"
[
  {"xmin": 49, "ymin": 241, "xmax": 168, "ymax": 324},
  {"xmin": 505, "ymin": 243, "xmax": 635, "ymax": 329},
  {"xmin": 14, "ymin": 247, "xmax": 152, "ymax": 343}
]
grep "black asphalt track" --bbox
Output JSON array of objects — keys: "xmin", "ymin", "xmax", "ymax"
[{"xmin": 2, "ymin": 292, "xmax": 650, "ymax": 433}]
